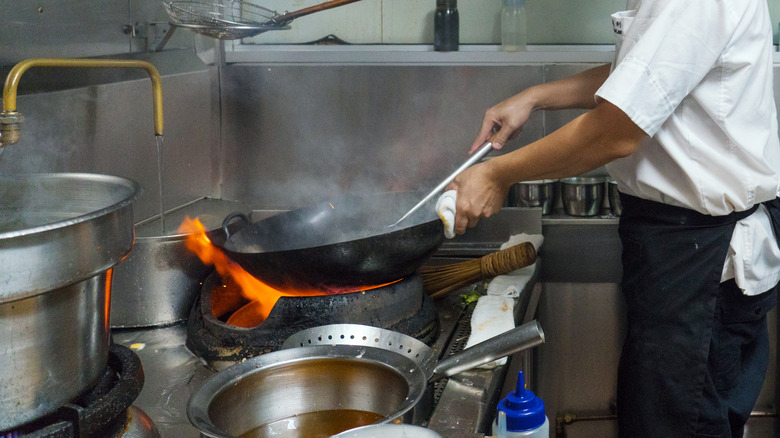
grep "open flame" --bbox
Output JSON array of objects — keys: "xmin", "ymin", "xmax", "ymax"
[{"xmin": 179, "ymin": 217, "xmax": 399, "ymax": 328}]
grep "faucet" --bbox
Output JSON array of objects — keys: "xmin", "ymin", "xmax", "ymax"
[{"xmin": 0, "ymin": 58, "xmax": 164, "ymax": 147}]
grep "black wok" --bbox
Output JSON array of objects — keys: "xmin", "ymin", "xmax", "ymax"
[{"xmin": 216, "ymin": 192, "xmax": 444, "ymax": 293}]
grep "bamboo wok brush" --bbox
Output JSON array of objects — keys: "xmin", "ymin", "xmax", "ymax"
[{"xmin": 420, "ymin": 242, "xmax": 537, "ymax": 298}]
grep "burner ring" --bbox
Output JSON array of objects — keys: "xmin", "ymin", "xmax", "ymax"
[{"xmin": 187, "ymin": 271, "xmax": 439, "ymax": 365}]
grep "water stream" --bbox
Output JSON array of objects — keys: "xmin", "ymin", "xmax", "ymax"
[{"xmin": 156, "ymin": 135, "xmax": 166, "ymax": 235}]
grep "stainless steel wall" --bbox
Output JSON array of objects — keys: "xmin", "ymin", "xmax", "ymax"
[
  {"xmin": 218, "ymin": 64, "xmax": 568, "ymax": 208},
  {"xmin": 0, "ymin": 51, "xmax": 218, "ymax": 222}
]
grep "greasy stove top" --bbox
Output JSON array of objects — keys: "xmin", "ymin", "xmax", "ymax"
[{"xmin": 111, "ymin": 261, "xmax": 540, "ymax": 438}]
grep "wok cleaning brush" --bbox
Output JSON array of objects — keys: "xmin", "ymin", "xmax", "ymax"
[{"xmin": 420, "ymin": 242, "xmax": 537, "ymax": 298}]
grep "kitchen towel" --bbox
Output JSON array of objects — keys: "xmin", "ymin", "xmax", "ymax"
[
  {"xmin": 464, "ymin": 233, "xmax": 543, "ymax": 368},
  {"xmin": 436, "ymin": 190, "xmax": 457, "ymax": 239}
]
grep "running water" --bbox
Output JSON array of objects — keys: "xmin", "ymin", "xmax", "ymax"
[{"xmin": 156, "ymin": 135, "xmax": 166, "ymax": 234}]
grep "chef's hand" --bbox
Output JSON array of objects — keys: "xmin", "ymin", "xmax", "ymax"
[
  {"xmin": 446, "ymin": 161, "xmax": 509, "ymax": 235},
  {"xmin": 470, "ymin": 91, "xmax": 536, "ymax": 154}
]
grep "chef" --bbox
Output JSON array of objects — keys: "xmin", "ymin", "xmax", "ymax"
[{"xmin": 447, "ymin": 1, "xmax": 780, "ymax": 437}]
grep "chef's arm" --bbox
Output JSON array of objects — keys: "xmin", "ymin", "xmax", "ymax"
[
  {"xmin": 490, "ymin": 99, "xmax": 644, "ymax": 184},
  {"xmin": 471, "ymin": 64, "xmax": 612, "ymax": 151},
  {"xmin": 449, "ymin": 99, "xmax": 644, "ymax": 233}
]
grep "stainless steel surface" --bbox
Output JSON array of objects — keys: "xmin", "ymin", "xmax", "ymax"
[
  {"xmin": 607, "ymin": 178, "xmax": 621, "ymax": 216},
  {"xmin": 114, "ymin": 325, "xmax": 213, "ymax": 438},
  {"xmin": 218, "ymin": 65, "xmax": 546, "ymax": 208},
  {"xmin": 0, "ymin": 173, "xmax": 138, "ymax": 302},
  {"xmin": 111, "ymin": 198, "xmax": 244, "ymax": 328},
  {"xmin": 560, "ymin": 176, "xmax": 606, "ymax": 217},
  {"xmin": 432, "ymin": 321, "xmax": 544, "ymax": 380},
  {"xmin": 427, "ymin": 267, "xmax": 541, "ymax": 438},
  {"xmin": 540, "ymin": 218, "xmax": 622, "ymax": 283},
  {"xmin": 282, "ymin": 324, "xmax": 439, "ymax": 377},
  {"xmin": 0, "ymin": 172, "xmax": 138, "ymax": 429},
  {"xmin": 126, "ymin": 405, "xmax": 163, "ymax": 438},
  {"xmin": 281, "ymin": 320, "xmax": 544, "ymax": 382},
  {"xmin": 0, "ymin": 274, "xmax": 113, "ymax": 429},
  {"xmin": 111, "ymin": 259, "xmax": 541, "ymax": 438},
  {"xmin": 392, "ymin": 140, "xmax": 495, "ymax": 227},
  {"xmin": 437, "ymin": 207, "xmax": 542, "ymax": 256},
  {"xmin": 508, "ymin": 179, "xmax": 557, "ymax": 215},
  {"xmin": 0, "ymin": 51, "xmax": 217, "ymax": 223},
  {"xmin": 187, "ymin": 345, "xmax": 427, "ymax": 438}
]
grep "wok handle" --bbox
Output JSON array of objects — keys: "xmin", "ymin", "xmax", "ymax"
[
  {"xmin": 221, "ymin": 212, "xmax": 250, "ymax": 239},
  {"xmin": 431, "ymin": 320, "xmax": 545, "ymax": 381},
  {"xmin": 390, "ymin": 138, "xmax": 496, "ymax": 227},
  {"xmin": 274, "ymin": 0, "xmax": 363, "ymax": 23}
]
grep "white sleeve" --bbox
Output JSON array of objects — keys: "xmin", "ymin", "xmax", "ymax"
[{"xmin": 596, "ymin": 0, "xmax": 747, "ymax": 136}]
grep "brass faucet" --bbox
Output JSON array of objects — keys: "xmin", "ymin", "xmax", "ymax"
[{"xmin": 0, "ymin": 58, "xmax": 164, "ymax": 147}]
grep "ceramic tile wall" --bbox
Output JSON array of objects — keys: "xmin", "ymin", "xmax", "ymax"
[
  {"xmin": 247, "ymin": 0, "xmax": 621, "ymax": 45},
  {"xmin": 242, "ymin": 0, "xmax": 779, "ymax": 46}
]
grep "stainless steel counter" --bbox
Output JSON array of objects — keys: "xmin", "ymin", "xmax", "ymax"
[{"xmin": 112, "ymin": 264, "xmax": 540, "ymax": 438}]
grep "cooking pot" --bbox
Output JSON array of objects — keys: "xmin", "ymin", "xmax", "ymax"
[
  {"xmin": 0, "ymin": 173, "xmax": 139, "ymax": 429},
  {"xmin": 111, "ymin": 198, "xmax": 245, "ymax": 328},
  {"xmin": 187, "ymin": 321, "xmax": 544, "ymax": 437},
  {"xmin": 216, "ymin": 192, "xmax": 444, "ymax": 293}
]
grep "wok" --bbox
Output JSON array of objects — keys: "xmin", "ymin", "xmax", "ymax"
[{"xmin": 217, "ymin": 192, "xmax": 444, "ymax": 293}]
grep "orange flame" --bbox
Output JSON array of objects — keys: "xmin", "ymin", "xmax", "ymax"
[
  {"xmin": 179, "ymin": 217, "xmax": 401, "ymax": 328},
  {"xmin": 179, "ymin": 218, "xmax": 324, "ymax": 324}
]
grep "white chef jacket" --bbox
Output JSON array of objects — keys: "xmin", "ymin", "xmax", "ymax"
[{"xmin": 596, "ymin": 0, "xmax": 780, "ymax": 295}]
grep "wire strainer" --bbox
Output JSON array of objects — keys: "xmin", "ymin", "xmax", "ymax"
[{"xmin": 163, "ymin": 0, "xmax": 362, "ymax": 40}]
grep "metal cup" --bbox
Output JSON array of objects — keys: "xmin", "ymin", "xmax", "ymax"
[
  {"xmin": 508, "ymin": 179, "xmax": 558, "ymax": 215},
  {"xmin": 607, "ymin": 178, "xmax": 622, "ymax": 216},
  {"xmin": 560, "ymin": 177, "xmax": 606, "ymax": 217}
]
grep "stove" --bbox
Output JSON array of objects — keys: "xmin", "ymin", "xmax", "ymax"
[
  {"xmin": 113, "ymin": 208, "xmax": 543, "ymax": 437},
  {"xmin": 186, "ymin": 271, "xmax": 439, "ymax": 366},
  {"xmin": 0, "ymin": 344, "xmax": 159, "ymax": 438}
]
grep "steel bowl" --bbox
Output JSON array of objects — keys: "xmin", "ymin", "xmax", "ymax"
[
  {"xmin": 187, "ymin": 345, "xmax": 427, "ymax": 438},
  {"xmin": 508, "ymin": 179, "xmax": 557, "ymax": 214},
  {"xmin": 560, "ymin": 177, "xmax": 606, "ymax": 217},
  {"xmin": 607, "ymin": 178, "xmax": 622, "ymax": 216}
]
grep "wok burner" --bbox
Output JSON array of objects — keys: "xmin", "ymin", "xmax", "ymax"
[
  {"xmin": 186, "ymin": 271, "xmax": 439, "ymax": 365},
  {"xmin": 0, "ymin": 344, "xmax": 158, "ymax": 438}
]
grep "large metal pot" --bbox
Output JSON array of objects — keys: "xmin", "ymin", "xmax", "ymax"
[
  {"xmin": 0, "ymin": 173, "xmax": 139, "ymax": 430},
  {"xmin": 111, "ymin": 198, "xmax": 244, "ymax": 328},
  {"xmin": 187, "ymin": 322, "xmax": 545, "ymax": 437}
]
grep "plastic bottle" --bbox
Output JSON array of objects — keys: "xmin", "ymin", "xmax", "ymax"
[
  {"xmin": 434, "ymin": 0, "xmax": 459, "ymax": 52},
  {"xmin": 501, "ymin": 0, "xmax": 527, "ymax": 52},
  {"xmin": 492, "ymin": 371, "xmax": 549, "ymax": 437}
]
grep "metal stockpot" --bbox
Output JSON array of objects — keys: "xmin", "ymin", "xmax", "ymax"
[
  {"xmin": 187, "ymin": 322, "xmax": 544, "ymax": 437},
  {"xmin": 0, "ymin": 173, "xmax": 139, "ymax": 430},
  {"xmin": 111, "ymin": 198, "xmax": 244, "ymax": 328}
]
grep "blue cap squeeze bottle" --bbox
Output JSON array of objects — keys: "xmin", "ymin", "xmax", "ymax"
[{"xmin": 492, "ymin": 370, "xmax": 549, "ymax": 437}]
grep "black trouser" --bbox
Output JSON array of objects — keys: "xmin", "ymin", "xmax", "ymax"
[{"xmin": 616, "ymin": 194, "xmax": 778, "ymax": 438}]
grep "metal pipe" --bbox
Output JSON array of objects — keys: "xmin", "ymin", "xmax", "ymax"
[
  {"xmin": 0, "ymin": 58, "xmax": 164, "ymax": 147},
  {"xmin": 555, "ymin": 413, "xmax": 617, "ymax": 438}
]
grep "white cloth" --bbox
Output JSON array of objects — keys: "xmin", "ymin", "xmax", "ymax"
[
  {"xmin": 596, "ymin": 0, "xmax": 780, "ymax": 295},
  {"xmin": 465, "ymin": 235, "xmax": 542, "ymax": 368},
  {"xmin": 436, "ymin": 190, "xmax": 457, "ymax": 239}
]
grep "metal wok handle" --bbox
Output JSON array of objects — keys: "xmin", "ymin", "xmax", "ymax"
[
  {"xmin": 431, "ymin": 320, "xmax": 545, "ymax": 381},
  {"xmin": 390, "ymin": 137, "xmax": 496, "ymax": 227},
  {"xmin": 221, "ymin": 212, "xmax": 250, "ymax": 239}
]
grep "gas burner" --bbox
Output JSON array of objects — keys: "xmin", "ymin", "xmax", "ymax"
[
  {"xmin": 186, "ymin": 271, "xmax": 439, "ymax": 366},
  {"xmin": 0, "ymin": 344, "xmax": 158, "ymax": 438}
]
